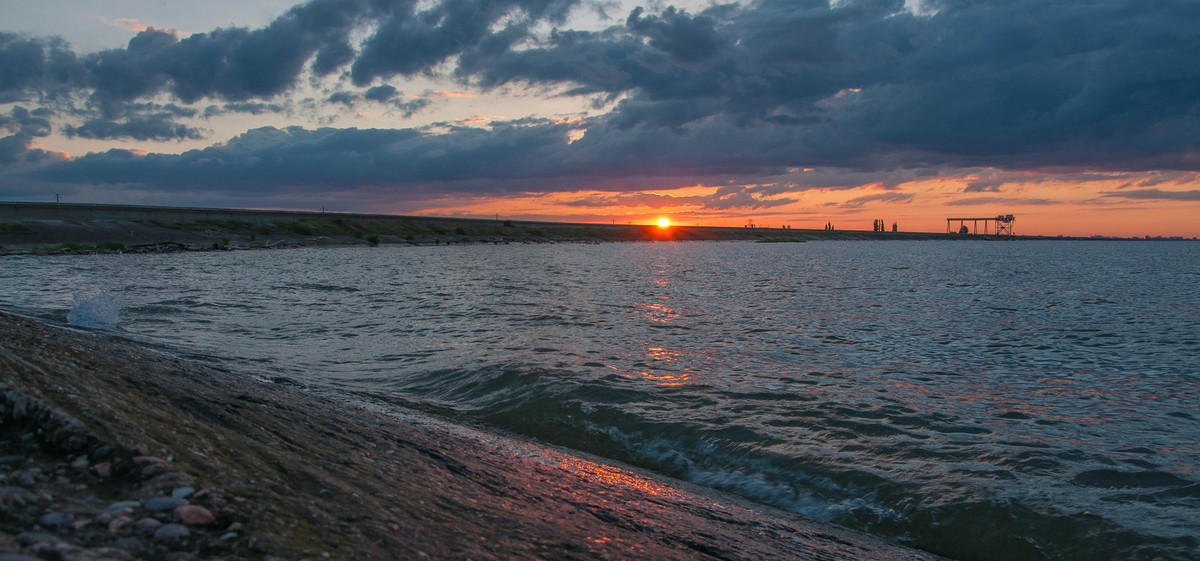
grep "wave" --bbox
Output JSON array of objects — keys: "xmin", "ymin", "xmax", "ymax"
[
  {"xmin": 387, "ymin": 361, "xmax": 1200, "ymax": 561},
  {"xmin": 66, "ymin": 290, "xmax": 125, "ymax": 330}
]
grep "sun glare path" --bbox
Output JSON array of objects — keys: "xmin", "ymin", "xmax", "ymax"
[{"xmin": 657, "ymin": 218, "xmax": 671, "ymax": 227}]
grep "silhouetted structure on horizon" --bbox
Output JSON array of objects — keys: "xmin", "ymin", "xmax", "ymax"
[{"xmin": 947, "ymin": 214, "xmax": 1015, "ymax": 238}]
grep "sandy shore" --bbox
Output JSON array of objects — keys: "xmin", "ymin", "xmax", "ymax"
[{"xmin": 0, "ymin": 310, "xmax": 947, "ymax": 560}]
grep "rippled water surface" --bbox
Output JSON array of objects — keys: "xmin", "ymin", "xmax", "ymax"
[{"xmin": 3, "ymin": 240, "xmax": 1198, "ymax": 560}]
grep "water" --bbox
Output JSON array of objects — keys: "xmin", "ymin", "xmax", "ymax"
[{"xmin": 2, "ymin": 240, "xmax": 1198, "ymax": 560}]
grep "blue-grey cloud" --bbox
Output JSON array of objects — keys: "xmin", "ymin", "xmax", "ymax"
[
  {"xmin": 62, "ymin": 114, "xmax": 204, "ymax": 141},
  {"xmin": 946, "ymin": 196, "xmax": 1058, "ymax": 207},
  {"xmin": 0, "ymin": 33, "xmax": 84, "ymax": 103},
  {"xmin": 363, "ymin": 84, "xmax": 398, "ymax": 102},
  {"xmin": 328, "ymin": 91, "xmax": 359, "ymax": 106},
  {"xmin": 350, "ymin": 0, "xmax": 579, "ymax": 85},
  {"xmin": 4, "ymin": 0, "xmax": 1200, "ymax": 195},
  {"xmin": 559, "ymin": 183, "xmax": 798, "ymax": 211},
  {"xmin": 964, "ymin": 177, "xmax": 1005, "ymax": 193},
  {"xmin": 625, "ymin": 6, "xmax": 728, "ymax": 64},
  {"xmin": 841, "ymin": 191, "xmax": 915, "ymax": 209},
  {"xmin": 1102, "ymin": 189, "xmax": 1200, "ymax": 202},
  {"xmin": 391, "ymin": 97, "xmax": 432, "ymax": 118},
  {"xmin": 0, "ymin": 106, "xmax": 53, "ymax": 164},
  {"xmin": 25, "ymin": 123, "xmax": 579, "ymax": 193},
  {"xmin": 461, "ymin": 0, "xmax": 1200, "ymax": 171},
  {"xmin": 203, "ymin": 101, "xmax": 292, "ymax": 118},
  {"xmin": 703, "ymin": 185, "xmax": 799, "ymax": 210}
]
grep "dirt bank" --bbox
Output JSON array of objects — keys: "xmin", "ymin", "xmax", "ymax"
[{"xmin": 0, "ymin": 310, "xmax": 946, "ymax": 560}]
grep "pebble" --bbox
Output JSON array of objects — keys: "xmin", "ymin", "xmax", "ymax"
[
  {"xmin": 38, "ymin": 511, "xmax": 72, "ymax": 527},
  {"xmin": 69, "ymin": 456, "xmax": 89, "ymax": 470},
  {"xmin": 151, "ymin": 472, "xmax": 191, "ymax": 488},
  {"xmin": 173, "ymin": 505, "xmax": 215, "ymax": 525},
  {"xmin": 106, "ymin": 500, "xmax": 141, "ymax": 514},
  {"xmin": 1, "ymin": 486, "xmax": 38, "ymax": 505},
  {"xmin": 0, "ymin": 455, "xmax": 25, "ymax": 465},
  {"xmin": 134, "ymin": 456, "xmax": 170, "ymax": 478},
  {"xmin": 144, "ymin": 496, "xmax": 187, "ymax": 511},
  {"xmin": 0, "ymin": 554, "xmax": 41, "ymax": 561},
  {"xmin": 135, "ymin": 517, "xmax": 162, "ymax": 533},
  {"xmin": 92, "ymin": 461, "xmax": 111, "ymax": 478},
  {"xmin": 107, "ymin": 515, "xmax": 132, "ymax": 532},
  {"xmin": 91, "ymin": 445, "xmax": 111, "ymax": 461},
  {"xmin": 16, "ymin": 532, "xmax": 58, "ymax": 546},
  {"xmin": 171, "ymin": 486, "xmax": 195, "ymax": 499},
  {"xmin": 153, "ymin": 523, "xmax": 190, "ymax": 541}
]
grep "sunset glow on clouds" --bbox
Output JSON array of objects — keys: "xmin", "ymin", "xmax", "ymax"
[{"xmin": 2, "ymin": 0, "xmax": 1199, "ymax": 237}]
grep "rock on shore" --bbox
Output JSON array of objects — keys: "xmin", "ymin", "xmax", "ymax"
[{"xmin": 0, "ymin": 310, "xmax": 945, "ymax": 560}]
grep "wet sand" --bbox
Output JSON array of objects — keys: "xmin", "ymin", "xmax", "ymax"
[{"xmin": 0, "ymin": 310, "xmax": 946, "ymax": 560}]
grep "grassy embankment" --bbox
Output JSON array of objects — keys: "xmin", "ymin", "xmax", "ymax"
[{"xmin": 2, "ymin": 212, "xmax": 840, "ymax": 254}]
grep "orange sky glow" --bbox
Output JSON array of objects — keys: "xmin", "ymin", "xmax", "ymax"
[{"xmin": 398, "ymin": 171, "xmax": 1200, "ymax": 238}]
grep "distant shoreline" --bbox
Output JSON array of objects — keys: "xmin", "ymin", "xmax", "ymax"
[{"xmin": 0, "ymin": 201, "xmax": 1169, "ymax": 255}]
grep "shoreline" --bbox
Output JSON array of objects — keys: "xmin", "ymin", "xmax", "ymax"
[
  {"xmin": 0, "ymin": 310, "xmax": 946, "ymax": 560},
  {"xmin": 0, "ymin": 201, "xmax": 1106, "ymax": 255}
]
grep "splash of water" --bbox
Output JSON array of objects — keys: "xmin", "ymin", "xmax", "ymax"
[{"xmin": 67, "ymin": 290, "xmax": 125, "ymax": 329}]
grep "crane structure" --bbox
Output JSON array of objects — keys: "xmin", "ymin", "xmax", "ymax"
[{"xmin": 947, "ymin": 214, "xmax": 1015, "ymax": 238}]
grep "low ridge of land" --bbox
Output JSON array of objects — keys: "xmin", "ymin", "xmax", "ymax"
[{"xmin": 1, "ymin": 202, "xmax": 983, "ymax": 254}]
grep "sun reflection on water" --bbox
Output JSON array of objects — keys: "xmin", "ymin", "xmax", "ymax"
[
  {"xmin": 635, "ymin": 301, "xmax": 679, "ymax": 323},
  {"xmin": 554, "ymin": 456, "xmax": 686, "ymax": 500}
]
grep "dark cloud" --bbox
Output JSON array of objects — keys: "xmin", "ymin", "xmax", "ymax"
[
  {"xmin": 62, "ymin": 114, "xmax": 204, "ymax": 141},
  {"xmin": 363, "ymin": 84, "xmax": 398, "ymax": 102},
  {"xmin": 350, "ymin": 0, "xmax": 579, "ymax": 85},
  {"xmin": 9, "ymin": 116, "xmax": 883, "ymax": 196},
  {"xmin": 625, "ymin": 6, "xmax": 727, "ymax": 63},
  {"xmin": 391, "ymin": 97, "xmax": 431, "ymax": 118},
  {"xmin": 964, "ymin": 177, "xmax": 1005, "ymax": 193},
  {"xmin": 7, "ymin": 0, "xmax": 397, "ymax": 112},
  {"xmin": 840, "ymin": 192, "xmax": 915, "ymax": 209},
  {"xmin": 559, "ymin": 184, "xmax": 797, "ymax": 211},
  {"xmin": 946, "ymin": 196, "xmax": 1058, "ymax": 206},
  {"xmin": 1102, "ymin": 189, "xmax": 1200, "ymax": 202},
  {"xmin": 0, "ymin": 33, "xmax": 85, "ymax": 102},
  {"xmin": 0, "ymin": 106, "xmax": 53, "ymax": 165},
  {"xmin": 203, "ymin": 102, "xmax": 291, "ymax": 118},
  {"xmin": 461, "ymin": 0, "xmax": 1200, "ymax": 171},
  {"xmin": 5, "ymin": 0, "xmax": 1200, "ymax": 201},
  {"xmin": 26, "ymin": 122, "xmax": 578, "ymax": 193},
  {"xmin": 156, "ymin": 0, "xmax": 388, "ymax": 103},
  {"xmin": 328, "ymin": 91, "xmax": 359, "ymax": 106},
  {"xmin": 703, "ymin": 184, "xmax": 798, "ymax": 210},
  {"xmin": 560, "ymin": 192, "xmax": 691, "ymax": 209}
]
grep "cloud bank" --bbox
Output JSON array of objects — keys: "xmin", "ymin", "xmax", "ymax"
[{"xmin": 2, "ymin": 0, "xmax": 1199, "ymax": 208}]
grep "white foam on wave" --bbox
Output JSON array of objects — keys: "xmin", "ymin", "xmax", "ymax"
[
  {"xmin": 67, "ymin": 290, "xmax": 125, "ymax": 330},
  {"xmin": 589, "ymin": 421, "xmax": 908, "ymax": 526}
]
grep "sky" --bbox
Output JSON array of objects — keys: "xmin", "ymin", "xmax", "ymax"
[{"xmin": 2, "ymin": 0, "xmax": 1199, "ymax": 237}]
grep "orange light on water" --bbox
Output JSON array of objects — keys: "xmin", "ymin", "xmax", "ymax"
[{"xmin": 657, "ymin": 218, "xmax": 671, "ymax": 227}]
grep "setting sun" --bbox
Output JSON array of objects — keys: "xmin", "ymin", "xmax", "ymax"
[{"xmin": 657, "ymin": 218, "xmax": 671, "ymax": 227}]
